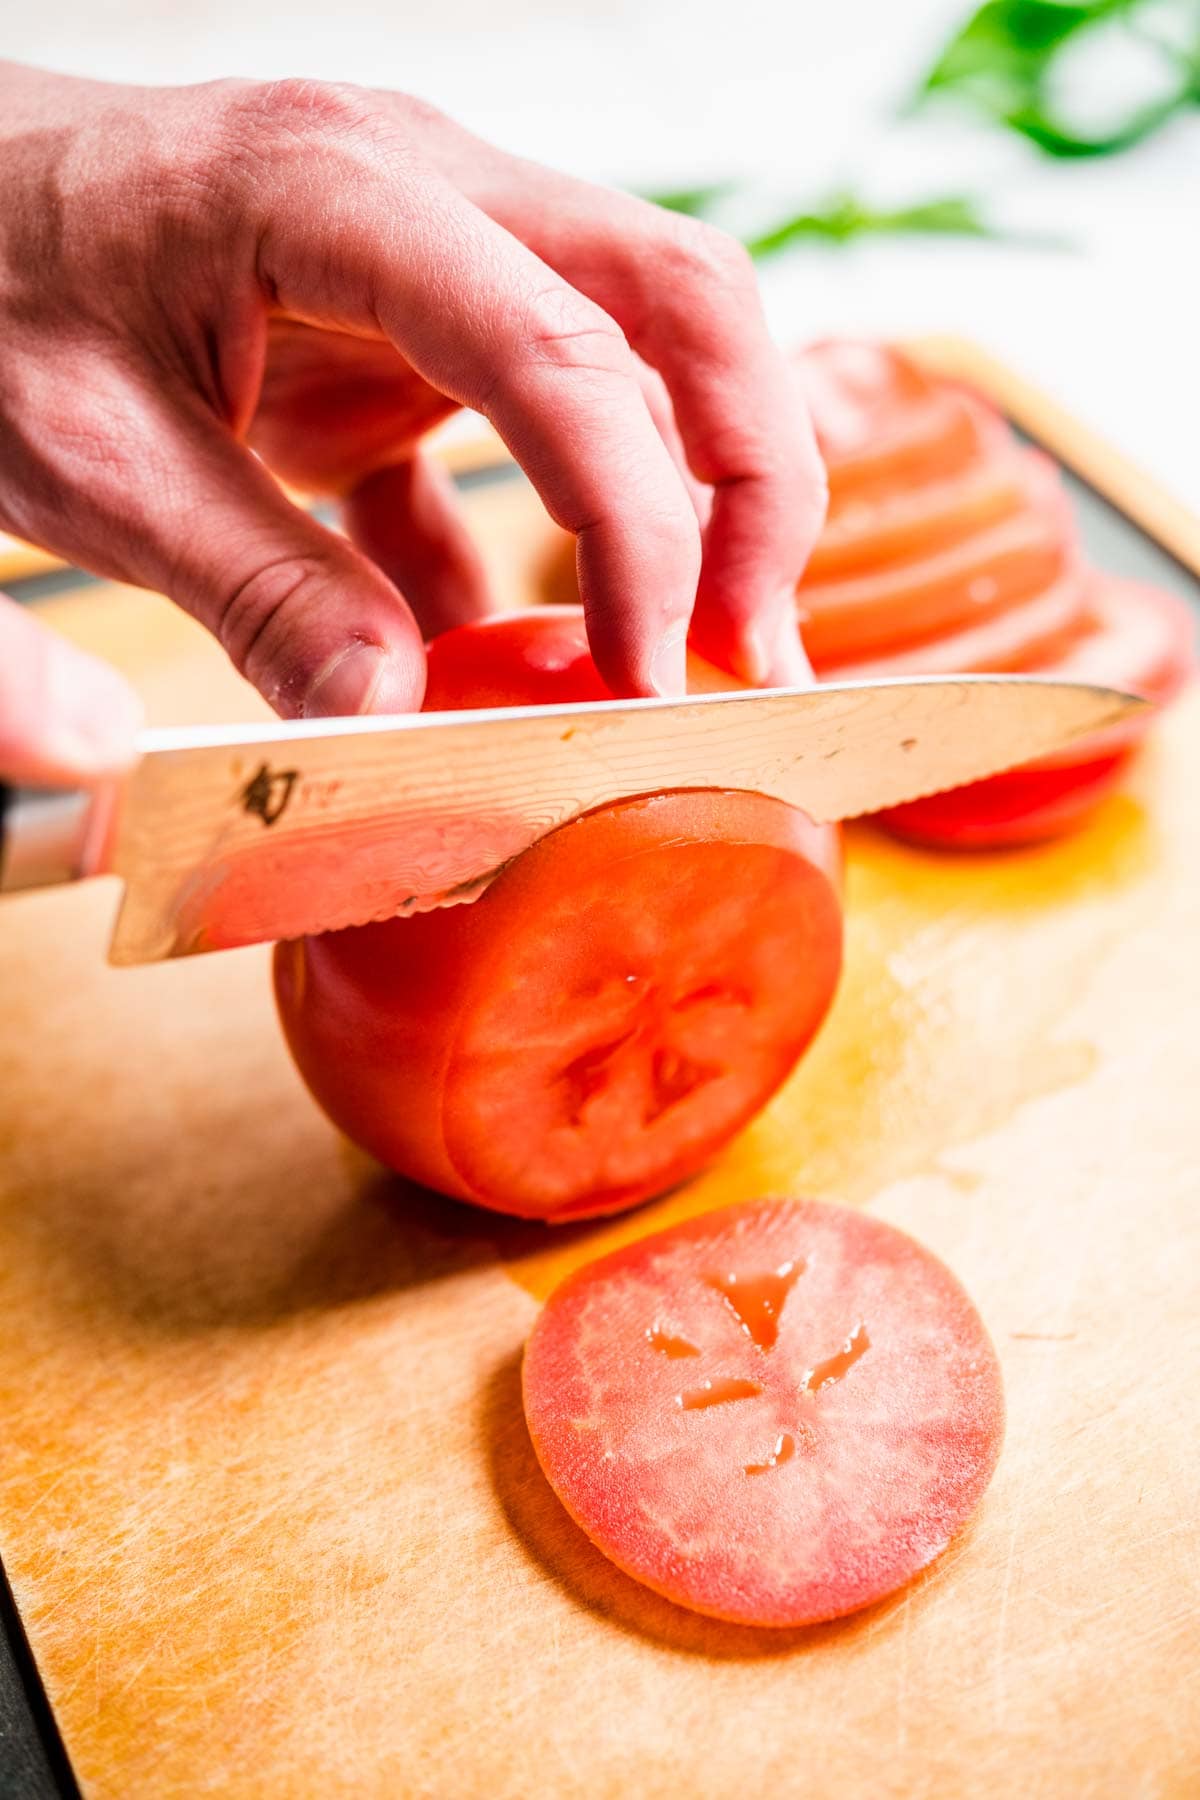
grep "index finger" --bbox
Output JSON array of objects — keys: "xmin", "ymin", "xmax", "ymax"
[{"xmin": 626, "ymin": 215, "xmax": 827, "ymax": 684}]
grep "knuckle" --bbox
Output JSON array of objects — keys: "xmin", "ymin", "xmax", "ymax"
[
  {"xmin": 241, "ymin": 77, "xmax": 377, "ymax": 141},
  {"xmin": 389, "ymin": 90, "xmax": 449, "ymax": 134},
  {"xmin": 657, "ymin": 216, "xmax": 756, "ymax": 295},
  {"xmin": 213, "ymin": 551, "xmax": 330, "ymax": 689},
  {"xmin": 514, "ymin": 287, "xmax": 631, "ymax": 378}
]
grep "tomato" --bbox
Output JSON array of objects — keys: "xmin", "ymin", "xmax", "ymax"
[
  {"xmin": 877, "ymin": 580, "xmax": 1196, "ymax": 848},
  {"xmin": 424, "ymin": 606, "xmax": 612, "ymax": 710},
  {"xmin": 276, "ymin": 793, "xmax": 842, "ymax": 1220},
  {"xmin": 424, "ymin": 605, "xmax": 740, "ymax": 707},
  {"xmin": 275, "ymin": 612, "xmax": 843, "ymax": 1222},
  {"xmin": 874, "ymin": 751, "xmax": 1135, "ymax": 850},
  {"xmin": 523, "ymin": 1197, "xmax": 1005, "ymax": 1626}
]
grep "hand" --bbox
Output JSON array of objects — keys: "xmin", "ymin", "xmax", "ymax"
[{"xmin": 0, "ymin": 62, "xmax": 826, "ymax": 785}]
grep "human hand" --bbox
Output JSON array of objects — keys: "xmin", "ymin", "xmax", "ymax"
[{"xmin": 0, "ymin": 62, "xmax": 826, "ymax": 784}]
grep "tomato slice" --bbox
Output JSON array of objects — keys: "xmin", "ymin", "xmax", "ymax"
[
  {"xmin": 276, "ymin": 793, "xmax": 842, "ymax": 1221},
  {"xmin": 523, "ymin": 1197, "xmax": 1005, "ymax": 1625},
  {"xmin": 797, "ymin": 341, "xmax": 987, "ymax": 502},
  {"xmin": 809, "ymin": 447, "xmax": 1024, "ymax": 584},
  {"xmin": 876, "ymin": 579, "xmax": 1196, "ymax": 848},
  {"xmin": 874, "ymin": 751, "xmax": 1135, "ymax": 850},
  {"xmin": 818, "ymin": 566, "xmax": 1093, "ymax": 682},
  {"xmin": 798, "ymin": 464, "xmax": 1072, "ymax": 664}
]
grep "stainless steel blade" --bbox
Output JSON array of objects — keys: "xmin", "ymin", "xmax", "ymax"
[{"xmin": 104, "ymin": 674, "xmax": 1145, "ymax": 964}]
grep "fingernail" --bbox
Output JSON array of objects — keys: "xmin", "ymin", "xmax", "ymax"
[
  {"xmin": 303, "ymin": 643, "xmax": 388, "ymax": 718},
  {"xmin": 735, "ymin": 593, "xmax": 810, "ymax": 688},
  {"xmin": 649, "ymin": 620, "xmax": 688, "ymax": 698}
]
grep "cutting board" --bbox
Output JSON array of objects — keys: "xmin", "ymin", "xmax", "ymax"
[{"xmin": 2, "ymin": 379, "xmax": 1200, "ymax": 1799}]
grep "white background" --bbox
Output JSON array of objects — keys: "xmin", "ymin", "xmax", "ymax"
[{"xmin": 3, "ymin": 0, "xmax": 1197, "ymax": 508}]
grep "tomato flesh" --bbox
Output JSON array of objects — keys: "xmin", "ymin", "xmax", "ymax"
[
  {"xmin": 821, "ymin": 567, "xmax": 1092, "ymax": 683},
  {"xmin": 523, "ymin": 1197, "xmax": 1005, "ymax": 1625},
  {"xmin": 798, "ymin": 462, "xmax": 1070, "ymax": 663},
  {"xmin": 276, "ymin": 611, "xmax": 843, "ymax": 1222},
  {"xmin": 276, "ymin": 793, "xmax": 842, "ymax": 1221}
]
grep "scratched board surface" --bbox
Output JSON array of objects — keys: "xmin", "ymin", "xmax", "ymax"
[{"xmin": 1, "ymin": 460, "xmax": 1199, "ymax": 1799}]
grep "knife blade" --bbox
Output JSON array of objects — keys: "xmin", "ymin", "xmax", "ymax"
[{"xmin": 0, "ymin": 674, "xmax": 1144, "ymax": 965}]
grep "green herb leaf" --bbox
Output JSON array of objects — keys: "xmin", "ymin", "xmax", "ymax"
[
  {"xmin": 914, "ymin": 0, "xmax": 1199, "ymax": 156},
  {"xmin": 922, "ymin": 0, "xmax": 1137, "ymax": 98},
  {"xmin": 742, "ymin": 191, "xmax": 1054, "ymax": 257}
]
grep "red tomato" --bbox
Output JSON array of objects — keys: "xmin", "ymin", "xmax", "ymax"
[
  {"xmin": 424, "ymin": 605, "xmax": 740, "ymax": 707},
  {"xmin": 275, "ymin": 612, "xmax": 843, "ymax": 1221},
  {"xmin": 523, "ymin": 1197, "xmax": 1005, "ymax": 1625},
  {"xmin": 424, "ymin": 606, "xmax": 612, "ymax": 710},
  {"xmin": 877, "ymin": 580, "xmax": 1196, "ymax": 848},
  {"xmin": 874, "ymin": 751, "xmax": 1135, "ymax": 850}
]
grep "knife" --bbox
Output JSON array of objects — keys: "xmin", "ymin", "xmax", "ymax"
[{"xmin": 0, "ymin": 674, "xmax": 1144, "ymax": 966}]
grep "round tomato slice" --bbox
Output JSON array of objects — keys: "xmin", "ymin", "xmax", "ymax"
[
  {"xmin": 876, "ymin": 579, "xmax": 1196, "ymax": 848},
  {"xmin": 523, "ymin": 1197, "xmax": 1005, "ymax": 1626},
  {"xmin": 807, "ymin": 410, "xmax": 1025, "ymax": 584},
  {"xmin": 798, "ymin": 465, "xmax": 1072, "ymax": 664},
  {"xmin": 275, "ymin": 793, "xmax": 842, "ymax": 1221},
  {"xmin": 818, "ymin": 565, "xmax": 1093, "ymax": 682},
  {"xmin": 796, "ymin": 340, "xmax": 986, "ymax": 503}
]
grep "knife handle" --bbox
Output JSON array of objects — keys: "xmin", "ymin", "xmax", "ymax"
[{"xmin": 0, "ymin": 783, "xmax": 95, "ymax": 894}]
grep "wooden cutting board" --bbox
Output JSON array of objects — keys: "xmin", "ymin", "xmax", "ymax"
[{"xmin": 2, "ymin": 453, "xmax": 1200, "ymax": 1800}]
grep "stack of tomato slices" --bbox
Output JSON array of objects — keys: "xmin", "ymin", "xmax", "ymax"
[{"xmin": 796, "ymin": 341, "xmax": 1196, "ymax": 847}]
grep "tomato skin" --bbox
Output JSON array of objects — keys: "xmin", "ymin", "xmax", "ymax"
[
  {"xmin": 424, "ymin": 607, "xmax": 612, "ymax": 710},
  {"xmin": 876, "ymin": 752, "xmax": 1133, "ymax": 850},
  {"xmin": 424, "ymin": 605, "xmax": 740, "ymax": 706},
  {"xmin": 277, "ymin": 610, "xmax": 843, "ymax": 1222},
  {"xmin": 275, "ymin": 793, "xmax": 842, "ymax": 1220},
  {"xmin": 523, "ymin": 1197, "xmax": 1005, "ymax": 1626}
]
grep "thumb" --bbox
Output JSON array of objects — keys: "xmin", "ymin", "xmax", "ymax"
[
  {"xmin": 160, "ymin": 406, "xmax": 429, "ymax": 717},
  {"xmin": 0, "ymin": 594, "xmax": 143, "ymax": 786},
  {"xmin": 29, "ymin": 373, "xmax": 429, "ymax": 721}
]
